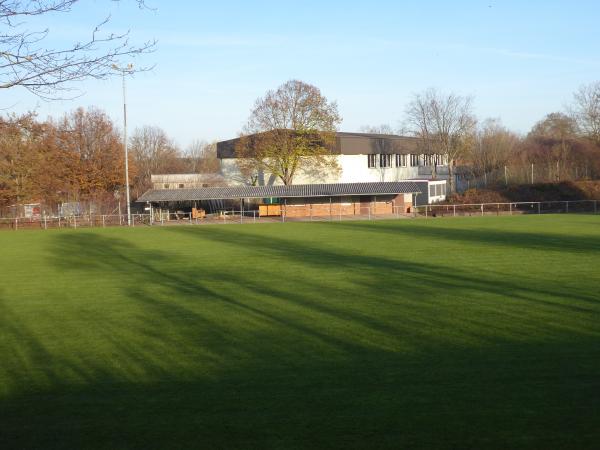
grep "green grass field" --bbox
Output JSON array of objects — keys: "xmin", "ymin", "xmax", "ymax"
[{"xmin": 1, "ymin": 215, "xmax": 599, "ymax": 449}]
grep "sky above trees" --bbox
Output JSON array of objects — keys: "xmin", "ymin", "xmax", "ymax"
[{"xmin": 3, "ymin": 0, "xmax": 600, "ymax": 147}]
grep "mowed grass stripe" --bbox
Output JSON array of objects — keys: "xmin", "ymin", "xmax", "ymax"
[{"xmin": 0, "ymin": 215, "xmax": 599, "ymax": 449}]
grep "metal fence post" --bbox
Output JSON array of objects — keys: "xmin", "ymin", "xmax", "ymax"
[
  {"xmin": 253, "ymin": 210, "xmax": 256, "ymax": 223},
  {"xmin": 74, "ymin": 215, "xmax": 77, "ymax": 228},
  {"xmin": 132, "ymin": 215, "xmax": 135, "ymax": 227},
  {"xmin": 481, "ymin": 204, "xmax": 484, "ymax": 216},
  {"xmin": 566, "ymin": 201, "xmax": 569, "ymax": 213},
  {"xmin": 43, "ymin": 213, "xmax": 47, "ymax": 230},
  {"xmin": 537, "ymin": 203, "xmax": 541, "ymax": 214},
  {"xmin": 102, "ymin": 215, "xmax": 106, "ymax": 227},
  {"xmin": 510, "ymin": 203, "xmax": 512, "ymax": 215},
  {"xmin": 14, "ymin": 217, "xmax": 17, "ymax": 230},
  {"xmin": 453, "ymin": 205, "xmax": 456, "ymax": 217}
]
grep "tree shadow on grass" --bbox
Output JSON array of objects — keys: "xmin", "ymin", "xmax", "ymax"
[
  {"xmin": 320, "ymin": 218, "xmax": 600, "ymax": 255},
  {"xmin": 1, "ymin": 226, "xmax": 599, "ymax": 449}
]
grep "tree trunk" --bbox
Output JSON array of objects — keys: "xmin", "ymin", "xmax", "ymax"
[{"xmin": 448, "ymin": 161, "xmax": 456, "ymax": 193}]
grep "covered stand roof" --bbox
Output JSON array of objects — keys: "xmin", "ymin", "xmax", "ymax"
[{"xmin": 137, "ymin": 181, "xmax": 422, "ymax": 203}]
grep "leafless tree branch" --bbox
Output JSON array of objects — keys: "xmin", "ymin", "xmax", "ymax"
[
  {"xmin": 0, "ymin": 0, "xmax": 155, "ymax": 99},
  {"xmin": 405, "ymin": 87, "xmax": 477, "ymax": 192}
]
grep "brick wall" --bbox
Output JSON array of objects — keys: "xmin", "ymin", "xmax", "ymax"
[{"xmin": 260, "ymin": 194, "xmax": 413, "ymax": 218}]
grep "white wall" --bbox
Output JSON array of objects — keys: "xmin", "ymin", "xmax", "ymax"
[
  {"xmin": 220, "ymin": 155, "xmax": 431, "ymax": 186},
  {"xmin": 337, "ymin": 155, "xmax": 420, "ymax": 183},
  {"xmin": 427, "ymin": 180, "xmax": 447, "ymax": 203}
]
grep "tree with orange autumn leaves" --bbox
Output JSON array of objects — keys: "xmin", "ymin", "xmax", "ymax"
[
  {"xmin": 0, "ymin": 108, "xmax": 130, "ymax": 210},
  {"xmin": 0, "ymin": 108, "xmax": 217, "ymax": 213}
]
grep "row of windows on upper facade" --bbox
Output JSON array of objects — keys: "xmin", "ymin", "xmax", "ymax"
[{"xmin": 367, "ymin": 154, "xmax": 449, "ymax": 169}]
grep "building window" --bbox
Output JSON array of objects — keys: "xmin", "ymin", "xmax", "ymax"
[
  {"xmin": 429, "ymin": 185, "xmax": 436, "ymax": 197},
  {"xmin": 178, "ymin": 184, "xmax": 185, "ymax": 189},
  {"xmin": 163, "ymin": 184, "xmax": 169, "ymax": 189},
  {"xmin": 368, "ymin": 154, "xmax": 377, "ymax": 168},
  {"xmin": 380, "ymin": 154, "xmax": 392, "ymax": 168},
  {"xmin": 433, "ymin": 154, "xmax": 448, "ymax": 165},
  {"xmin": 410, "ymin": 154, "xmax": 419, "ymax": 167},
  {"xmin": 395, "ymin": 154, "xmax": 407, "ymax": 167}
]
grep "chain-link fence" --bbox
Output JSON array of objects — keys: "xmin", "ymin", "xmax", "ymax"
[
  {"xmin": 0, "ymin": 206, "xmax": 414, "ymax": 230},
  {"xmin": 1, "ymin": 200, "xmax": 598, "ymax": 230},
  {"xmin": 414, "ymin": 200, "xmax": 599, "ymax": 217},
  {"xmin": 0, "ymin": 213, "xmax": 151, "ymax": 230}
]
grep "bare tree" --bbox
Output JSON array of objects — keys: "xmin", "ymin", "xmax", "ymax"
[
  {"xmin": 572, "ymin": 81, "xmax": 600, "ymax": 145},
  {"xmin": 469, "ymin": 118, "xmax": 520, "ymax": 184},
  {"xmin": 529, "ymin": 112, "xmax": 578, "ymax": 140},
  {"xmin": 405, "ymin": 88, "xmax": 476, "ymax": 192},
  {"xmin": 527, "ymin": 112, "xmax": 581, "ymax": 181},
  {"xmin": 359, "ymin": 124, "xmax": 396, "ymax": 135},
  {"xmin": 236, "ymin": 80, "xmax": 342, "ymax": 185},
  {"xmin": 0, "ymin": 0, "xmax": 155, "ymax": 98},
  {"xmin": 184, "ymin": 140, "xmax": 220, "ymax": 173},
  {"xmin": 129, "ymin": 125, "xmax": 182, "ymax": 196}
]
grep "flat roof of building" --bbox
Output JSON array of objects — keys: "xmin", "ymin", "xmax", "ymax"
[{"xmin": 137, "ymin": 181, "xmax": 421, "ymax": 203}]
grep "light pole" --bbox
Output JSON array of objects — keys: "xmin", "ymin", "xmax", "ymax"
[{"xmin": 113, "ymin": 63, "xmax": 134, "ymax": 226}]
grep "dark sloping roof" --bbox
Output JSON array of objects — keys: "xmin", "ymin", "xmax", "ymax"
[
  {"xmin": 137, "ymin": 181, "xmax": 421, "ymax": 203},
  {"xmin": 217, "ymin": 131, "xmax": 424, "ymax": 158}
]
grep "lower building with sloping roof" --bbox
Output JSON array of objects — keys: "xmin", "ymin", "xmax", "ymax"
[{"xmin": 136, "ymin": 181, "xmax": 424, "ymax": 218}]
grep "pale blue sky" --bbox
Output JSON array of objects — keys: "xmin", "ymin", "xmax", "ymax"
[{"xmin": 4, "ymin": 0, "xmax": 600, "ymax": 148}]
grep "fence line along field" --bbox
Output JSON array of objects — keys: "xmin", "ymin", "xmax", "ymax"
[
  {"xmin": 1, "ymin": 215, "xmax": 599, "ymax": 449},
  {"xmin": 2, "ymin": 199, "xmax": 599, "ymax": 230}
]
